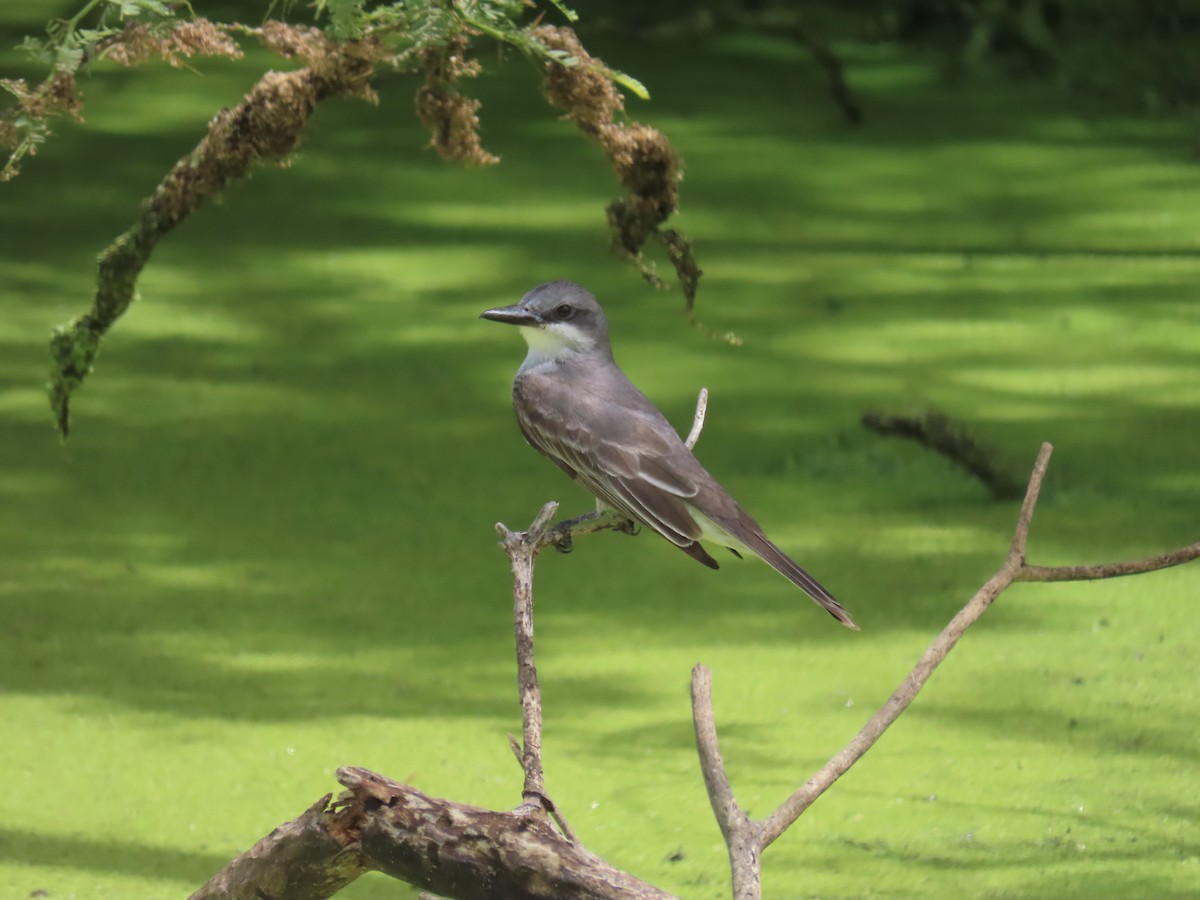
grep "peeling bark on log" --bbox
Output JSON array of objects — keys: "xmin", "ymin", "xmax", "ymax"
[
  {"xmin": 188, "ymin": 794, "xmax": 365, "ymax": 900},
  {"xmin": 343, "ymin": 767, "xmax": 677, "ymax": 900}
]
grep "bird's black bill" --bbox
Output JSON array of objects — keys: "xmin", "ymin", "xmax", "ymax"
[{"xmin": 480, "ymin": 304, "xmax": 540, "ymax": 326}]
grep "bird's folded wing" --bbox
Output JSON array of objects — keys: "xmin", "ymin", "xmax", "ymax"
[{"xmin": 517, "ymin": 403, "xmax": 703, "ymax": 548}]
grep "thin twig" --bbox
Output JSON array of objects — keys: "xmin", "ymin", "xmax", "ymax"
[
  {"xmin": 787, "ymin": 17, "xmax": 863, "ymax": 124},
  {"xmin": 758, "ymin": 442, "xmax": 1053, "ymax": 847},
  {"xmin": 529, "ymin": 500, "xmax": 560, "ymax": 537},
  {"xmin": 1019, "ymin": 541, "xmax": 1200, "ymax": 581},
  {"xmin": 505, "ymin": 733, "xmax": 579, "ymax": 843},
  {"xmin": 539, "ymin": 508, "xmax": 634, "ymax": 554},
  {"xmin": 1009, "ymin": 443, "xmax": 1052, "ymax": 556},
  {"xmin": 684, "ymin": 387, "xmax": 709, "ymax": 451},
  {"xmin": 545, "ymin": 795, "xmax": 580, "ymax": 845},
  {"xmin": 493, "ymin": 388, "xmax": 713, "ymax": 834}
]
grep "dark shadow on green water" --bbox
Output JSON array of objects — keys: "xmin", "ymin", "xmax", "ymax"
[{"xmin": 0, "ymin": 825, "xmax": 231, "ymax": 886}]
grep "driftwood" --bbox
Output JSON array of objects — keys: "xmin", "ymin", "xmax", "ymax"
[
  {"xmin": 188, "ymin": 391, "xmax": 1199, "ymax": 899},
  {"xmin": 187, "ymin": 793, "xmax": 363, "ymax": 900},
  {"xmin": 187, "ymin": 767, "xmax": 673, "ymax": 900}
]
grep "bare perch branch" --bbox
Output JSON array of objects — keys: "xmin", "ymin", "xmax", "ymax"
[
  {"xmin": 495, "ymin": 495, "xmax": 651, "ymax": 827},
  {"xmin": 496, "ymin": 519, "xmax": 550, "ymax": 806},
  {"xmin": 490, "ymin": 385, "xmax": 715, "ymax": 840},
  {"xmin": 479, "ymin": 386, "xmax": 716, "ymax": 865}
]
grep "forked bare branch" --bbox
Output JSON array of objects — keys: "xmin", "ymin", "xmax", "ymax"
[
  {"xmin": 692, "ymin": 442, "xmax": 1199, "ymax": 898},
  {"xmin": 1019, "ymin": 541, "xmax": 1200, "ymax": 581}
]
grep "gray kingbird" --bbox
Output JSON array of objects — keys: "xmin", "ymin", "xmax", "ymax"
[{"xmin": 482, "ymin": 280, "xmax": 857, "ymax": 630}]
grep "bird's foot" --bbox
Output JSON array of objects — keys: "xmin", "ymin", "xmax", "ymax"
[
  {"xmin": 552, "ymin": 535, "xmax": 574, "ymax": 554},
  {"xmin": 617, "ymin": 518, "xmax": 640, "ymax": 537}
]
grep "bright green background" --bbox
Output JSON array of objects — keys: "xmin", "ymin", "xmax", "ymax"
[{"xmin": 2, "ymin": 4, "xmax": 1198, "ymax": 899}]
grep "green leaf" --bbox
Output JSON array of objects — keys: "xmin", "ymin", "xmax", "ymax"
[
  {"xmin": 609, "ymin": 68, "xmax": 649, "ymax": 100},
  {"xmin": 75, "ymin": 28, "xmax": 114, "ymax": 46},
  {"xmin": 15, "ymin": 36, "xmax": 51, "ymax": 65},
  {"xmin": 324, "ymin": 0, "xmax": 365, "ymax": 40},
  {"xmin": 543, "ymin": 0, "xmax": 579, "ymax": 23},
  {"xmin": 111, "ymin": 0, "xmax": 171, "ymax": 16},
  {"xmin": 55, "ymin": 44, "xmax": 85, "ymax": 70}
]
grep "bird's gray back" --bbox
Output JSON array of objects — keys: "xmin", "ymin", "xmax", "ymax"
[{"xmin": 513, "ymin": 354, "xmax": 760, "ymax": 543}]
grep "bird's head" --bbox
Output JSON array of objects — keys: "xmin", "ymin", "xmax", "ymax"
[{"xmin": 481, "ymin": 280, "xmax": 612, "ymax": 360}]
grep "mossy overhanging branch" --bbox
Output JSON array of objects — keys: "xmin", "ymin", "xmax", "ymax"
[
  {"xmin": 532, "ymin": 25, "xmax": 704, "ymax": 316},
  {"xmin": 46, "ymin": 23, "xmax": 384, "ymax": 437},
  {"xmin": 10, "ymin": 3, "xmax": 700, "ymax": 437}
]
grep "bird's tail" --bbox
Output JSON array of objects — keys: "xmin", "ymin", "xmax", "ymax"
[
  {"xmin": 749, "ymin": 535, "xmax": 859, "ymax": 630},
  {"xmin": 691, "ymin": 507, "xmax": 858, "ymax": 629}
]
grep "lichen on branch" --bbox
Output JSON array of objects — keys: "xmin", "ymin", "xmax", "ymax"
[
  {"xmin": 103, "ymin": 18, "xmax": 242, "ymax": 68},
  {"xmin": 532, "ymin": 25, "xmax": 703, "ymax": 310},
  {"xmin": 2, "ymin": 10, "xmax": 244, "ymax": 182},
  {"xmin": 415, "ymin": 34, "xmax": 499, "ymax": 166}
]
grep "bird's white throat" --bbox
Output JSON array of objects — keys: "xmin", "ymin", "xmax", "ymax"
[{"xmin": 517, "ymin": 322, "xmax": 594, "ymax": 371}]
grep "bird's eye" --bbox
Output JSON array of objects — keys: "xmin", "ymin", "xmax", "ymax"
[{"xmin": 554, "ymin": 304, "xmax": 575, "ymax": 321}]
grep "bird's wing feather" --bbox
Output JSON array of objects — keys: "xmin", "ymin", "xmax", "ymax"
[
  {"xmin": 603, "ymin": 470, "xmax": 699, "ymax": 547},
  {"xmin": 596, "ymin": 440, "xmax": 699, "ymax": 498},
  {"xmin": 514, "ymin": 372, "xmax": 705, "ymax": 548}
]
